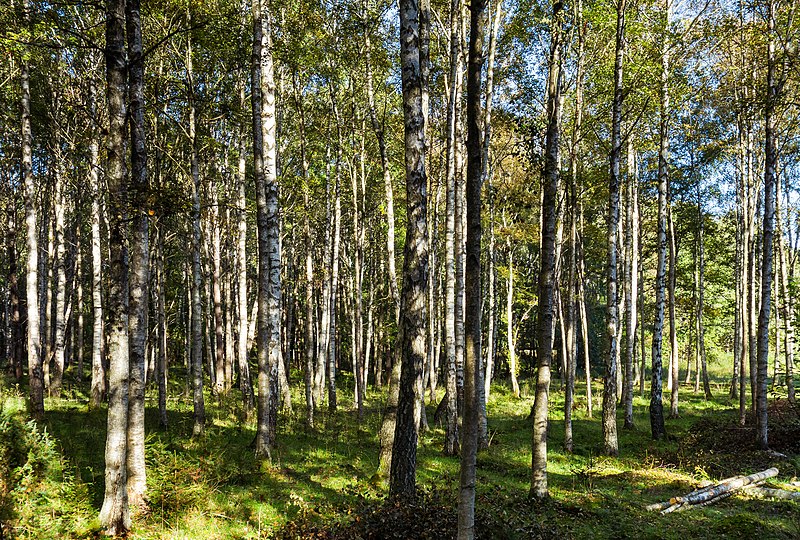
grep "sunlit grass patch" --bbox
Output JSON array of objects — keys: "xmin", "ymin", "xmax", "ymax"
[{"xmin": 0, "ymin": 371, "xmax": 797, "ymax": 538}]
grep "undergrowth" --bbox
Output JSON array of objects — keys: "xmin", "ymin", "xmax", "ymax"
[
  {"xmin": 0, "ymin": 397, "xmax": 97, "ymax": 539},
  {"xmin": 0, "ymin": 371, "xmax": 797, "ymax": 539}
]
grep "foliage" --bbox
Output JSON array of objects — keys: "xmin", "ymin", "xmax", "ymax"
[
  {"xmin": 0, "ymin": 378, "xmax": 796, "ymax": 539},
  {"xmin": 0, "ymin": 397, "xmax": 97, "ymax": 539}
]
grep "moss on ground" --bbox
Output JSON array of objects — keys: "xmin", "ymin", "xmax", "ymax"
[{"xmin": 0, "ymin": 372, "xmax": 798, "ymax": 539}]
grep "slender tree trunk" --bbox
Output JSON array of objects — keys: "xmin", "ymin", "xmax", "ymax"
[
  {"xmin": 728, "ymin": 169, "xmax": 744, "ymax": 402},
  {"xmin": 211, "ymin": 187, "xmax": 225, "ymax": 396},
  {"xmin": 365, "ymin": 28, "xmax": 400, "ymax": 323},
  {"xmin": 485, "ymin": 200, "xmax": 497, "ymax": 403},
  {"xmin": 75, "ymin": 232, "xmax": 84, "ymax": 384},
  {"xmin": 624, "ymin": 138, "xmax": 638, "ymax": 427},
  {"xmin": 236, "ymin": 94, "xmax": 254, "ymax": 414},
  {"xmin": 353, "ymin": 126, "xmax": 366, "ymax": 421},
  {"xmin": 756, "ymin": 0, "xmax": 777, "ymax": 450},
  {"xmin": 531, "ymin": 0, "xmax": 562, "ymax": 499},
  {"xmin": 155, "ymin": 229, "xmax": 168, "ymax": 428},
  {"xmin": 564, "ymin": 0, "xmax": 584, "ymax": 450},
  {"xmin": 578, "ymin": 218, "xmax": 593, "ymax": 417},
  {"xmin": 21, "ymin": 0, "xmax": 43, "ymax": 419},
  {"xmin": 49, "ymin": 96, "xmax": 68, "ymax": 399},
  {"xmin": 389, "ymin": 0, "xmax": 428, "ymax": 498},
  {"xmin": 252, "ymin": 0, "xmax": 282, "ymax": 457},
  {"xmin": 697, "ymin": 194, "xmax": 711, "ymax": 400},
  {"xmin": 442, "ymin": 0, "xmax": 462, "ymax": 456},
  {"xmin": 188, "ymin": 21, "xmax": 206, "ymax": 438},
  {"xmin": 425, "ymin": 177, "xmax": 438, "ymax": 429},
  {"xmin": 458, "ymin": 0, "xmax": 486, "ymax": 532},
  {"xmin": 506, "ymin": 237, "xmax": 520, "ymax": 398},
  {"xmin": 89, "ymin": 77, "xmax": 106, "ymax": 410},
  {"xmin": 99, "ymin": 0, "xmax": 131, "ymax": 531},
  {"xmin": 42, "ymin": 221, "xmax": 53, "ymax": 394},
  {"xmin": 316, "ymin": 150, "xmax": 332, "ymax": 407},
  {"xmin": 738, "ymin": 115, "xmax": 749, "ymax": 421},
  {"xmin": 650, "ymin": 0, "xmax": 670, "ymax": 440},
  {"xmin": 748, "ymin": 126, "xmax": 758, "ymax": 416},
  {"xmin": 223, "ymin": 238, "xmax": 234, "ymax": 392},
  {"xmin": 778, "ymin": 177, "xmax": 795, "ymax": 403},
  {"xmin": 126, "ymin": 0, "xmax": 150, "ymax": 509},
  {"xmin": 668, "ymin": 206, "xmax": 679, "ymax": 418},
  {"xmin": 604, "ymin": 0, "xmax": 625, "ymax": 456},
  {"xmin": 294, "ymin": 73, "xmax": 315, "ymax": 426},
  {"xmin": 639, "ymin": 236, "xmax": 646, "ymax": 399},
  {"xmin": 327, "ymin": 94, "xmax": 342, "ymax": 413},
  {"xmin": 7, "ymin": 198, "xmax": 23, "ymax": 383}
]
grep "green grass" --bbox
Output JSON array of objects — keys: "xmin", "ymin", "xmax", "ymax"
[{"xmin": 0, "ymin": 372, "xmax": 798, "ymax": 539}]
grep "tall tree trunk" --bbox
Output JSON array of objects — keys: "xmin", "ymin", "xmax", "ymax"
[
  {"xmin": 327, "ymin": 91, "xmax": 342, "ymax": 413},
  {"xmin": 211, "ymin": 186, "xmax": 225, "ymax": 396},
  {"xmin": 155, "ymin": 229, "xmax": 168, "ymax": 428},
  {"xmin": 252, "ymin": 0, "xmax": 282, "ymax": 457},
  {"xmin": 49, "ymin": 122, "xmax": 68, "ymax": 399},
  {"xmin": 223, "ymin": 237, "xmax": 234, "ymax": 392},
  {"xmin": 697, "ymin": 193, "xmax": 711, "ymax": 400},
  {"xmin": 75, "ymin": 232, "xmax": 84, "ymax": 384},
  {"xmin": 389, "ymin": 0, "xmax": 428, "ymax": 498},
  {"xmin": 89, "ymin": 77, "xmax": 106, "ymax": 410},
  {"xmin": 778, "ymin": 176, "xmax": 795, "ymax": 403},
  {"xmin": 99, "ymin": 0, "xmax": 131, "ymax": 531},
  {"xmin": 604, "ymin": 0, "xmax": 625, "ymax": 456},
  {"xmin": 668, "ymin": 206, "xmax": 679, "ymax": 418},
  {"xmin": 650, "ymin": 0, "xmax": 670, "ymax": 440},
  {"xmin": 316, "ymin": 149, "xmax": 332, "ymax": 407},
  {"xmin": 623, "ymin": 138, "xmax": 638, "ymax": 427},
  {"xmin": 7, "ymin": 196, "xmax": 23, "ymax": 383},
  {"xmin": 564, "ymin": 0, "xmax": 584, "ymax": 450},
  {"xmin": 756, "ymin": 0, "xmax": 776, "ymax": 450},
  {"xmin": 458, "ymin": 0, "xmax": 486, "ymax": 532},
  {"xmin": 126, "ymin": 0, "xmax": 150, "ymax": 509},
  {"xmin": 442, "ymin": 0, "xmax": 462, "ymax": 456},
  {"xmin": 294, "ymin": 73, "xmax": 315, "ymax": 426},
  {"xmin": 506, "ymin": 237, "xmax": 520, "ymax": 398},
  {"xmin": 42, "ymin": 220, "xmax": 53, "ymax": 394},
  {"xmin": 639, "ymin": 210, "xmax": 646, "ymax": 398},
  {"xmin": 352, "ymin": 123, "xmax": 366, "ymax": 421},
  {"xmin": 578, "ymin": 214, "xmax": 593, "ymax": 416},
  {"xmin": 738, "ymin": 114, "xmax": 750, "ymax": 421},
  {"xmin": 365, "ymin": 26, "xmax": 400, "ymax": 324},
  {"xmin": 21, "ymin": 0, "xmax": 44, "ymax": 419},
  {"xmin": 485, "ymin": 200, "xmax": 497, "ymax": 402},
  {"xmin": 748, "ymin": 125, "xmax": 758, "ymax": 417},
  {"xmin": 236, "ymin": 91, "xmax": 254, "ymax": 414},
  {"xmin": 728, "ymin": 173, "xmax": 744, "ymax": 402},
  {"xmin": 531, "ymin": 0, "xmax": 562, "ymax": 499},
  {"xmin": 188, "ymin": 20, "xmax": 206, "ymax": 438}
]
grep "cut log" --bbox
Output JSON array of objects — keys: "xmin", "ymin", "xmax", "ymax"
[
  {"xmin": 673, "ymin": 490, "xmax": 733, "ymax": 512},
  {"xmin": 746, "ymin": 486, "xmax": 800, "ymax": 500},
  {"xmin": 647, "ymin": 468, "xmax": 779, "ymax": 513},
  {"xmin": 645, "ymin": 472, "xmax": 746, "ymax": 512}
]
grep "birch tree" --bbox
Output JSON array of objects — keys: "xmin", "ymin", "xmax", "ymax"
[
  {"xmin": 459, "ymin": 0, "xmax": 487, "ymax": 530},
  {"xmin": 531, "ymin": 0, "xmax": 563, "ymax": 499},
  {"xmin": 603, "ymin": 0, "xmax": 626, "ymax": 457},
  {"xmin": 252, "ymin": 0, "xmax": 282, "ymax": 458},
  {"xmin": 389, "ymin": 0, "xmax": 428, "ymax": 498},
  {"xmin": 126, "ymin": 0, "xmax": 149, "ymax": 508},
  {"xmin": 99, "ymin": 0, "xmax": 131, "ymax": 530}
]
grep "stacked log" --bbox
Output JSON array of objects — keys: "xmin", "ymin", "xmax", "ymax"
[{"xmin": 646, "ymin": 468, "xmax": 780, "ymax": 514}]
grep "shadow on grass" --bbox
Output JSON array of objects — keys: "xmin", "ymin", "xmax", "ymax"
[{"xmin": 25, "ymin": 376, "xmax": 800, "ymax": 539}]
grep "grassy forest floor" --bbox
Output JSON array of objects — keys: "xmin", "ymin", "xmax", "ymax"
[{"xmin": 1, "ymin": 368, "xmax": 799, "ymax": 539}]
